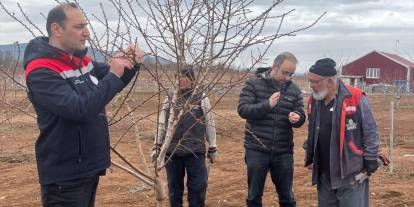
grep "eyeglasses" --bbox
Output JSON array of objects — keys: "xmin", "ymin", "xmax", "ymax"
[{"xmin": 281, "ymin": 70, "xmax": 295, "ymax": 78}]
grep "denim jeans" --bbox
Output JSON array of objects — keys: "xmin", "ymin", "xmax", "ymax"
[
  {"xmin": 165, "ymin": 153, "xmax": 208, "ymax": 207},
  {"xmin": 245, "ymin": 148, "xmax": 296, "ymax": 207},
  {"xmin": 40, "ymin": 175, "xmax": 100, "ymax": 207}
]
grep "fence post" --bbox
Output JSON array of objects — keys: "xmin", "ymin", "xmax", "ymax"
[{"xmin": 389, "ymin": 100, "xmax": 394, "ymax": 173}]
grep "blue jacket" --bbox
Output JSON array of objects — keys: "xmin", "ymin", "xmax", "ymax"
[
  {"xmin": 24, "ymin": 37, "xmax": 133, "ymax": 185},
  {"xmin": 304, "ymin": 80, "xmax": 380, "ymax": 189}
]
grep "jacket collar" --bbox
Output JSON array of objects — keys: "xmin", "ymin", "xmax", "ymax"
[
  {"xmin": 24, "ymin": 36, "xmax": 88, "ymax": 70},
  {"xmin": 264, "ymin": 78, "xmax": 292, "ymax": 92},
  {"xmin": 336, "ymin": 79, "xmax": 352, "ymax": 100}
]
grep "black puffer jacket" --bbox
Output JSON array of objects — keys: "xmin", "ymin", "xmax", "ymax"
[{"xmin": 238, "ymin": 77, "xmax": 306, "ymax": 154}]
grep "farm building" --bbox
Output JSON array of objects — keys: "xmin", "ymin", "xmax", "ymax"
[{"xmin": 341, "ymin": 51, "xmax": 414, "ymax": 92}]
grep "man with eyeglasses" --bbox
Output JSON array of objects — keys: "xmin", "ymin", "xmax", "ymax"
[
  {"xmin": 304, "ymin": 58, "xmax": 380, "ymax": 207},
  {"xmin": 238, "ymin": 52, "xmax": 306, "ymax": 207}
]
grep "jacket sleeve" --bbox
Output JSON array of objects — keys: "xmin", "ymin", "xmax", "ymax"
[
  {"xmin": 303, "ymin": 97, "xmax": 314, "ymax": 166},
  {"xmin": 202, "ymin": 96, "xmax": 217, "ymax": 148},
  {"xmin": 92, "ymin": 61, "xmax": 110, "ymax": 80},
  {"xmin": 27, "ymin": 68, "xmax": 124, "ymax": 123},
  {"xmin": 92, "ymin": 61, "xmax": 139, "ymax": 86},
  {"xmin": 291, "ymin": 90, "xmax": 306, "ymax": 128},
  {"xmin": 359, "ymin": 95, "xmax": 380, "ymax": 159},
  {"xmin": 237, "ymin": 79, "xmax": 272, "ymax": 119},
  {"xmin": 155, "ymin": 96, "xmax": 169, "ymax": 144},
  {"xmin": 120, "ymin": 64, "xmax": 139, "ymax": 86},
  {"xmin": 303, "ymin": 138, "xmax": 313, "ymax": 167}
]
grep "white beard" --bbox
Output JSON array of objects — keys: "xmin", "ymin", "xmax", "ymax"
[{"xmin": 311, "ymin": 88, "xmax": 328, "ymax": 100}]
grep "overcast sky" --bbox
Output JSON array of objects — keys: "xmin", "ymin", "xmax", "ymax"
[{"xmin": 0, "ymin": 0, "xmax": 413, "ymax": 72}]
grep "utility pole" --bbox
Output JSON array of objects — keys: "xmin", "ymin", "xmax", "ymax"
[
  {"xmin": 389, "ymin": 101, "xmax": 394, "ymax": 173},
  {"xmin": 395, "ymin": 40, "xmax": 400, "ymax": 55}
]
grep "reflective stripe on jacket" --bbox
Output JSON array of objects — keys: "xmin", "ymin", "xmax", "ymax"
[{"xmin": 305, "ymin": 80, "xmax": 380, "ymax": 189}]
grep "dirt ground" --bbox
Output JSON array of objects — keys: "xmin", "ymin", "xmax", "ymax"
[{"xmin": 1, "ymin": 92, "xmax": 413, "ymax": 207}]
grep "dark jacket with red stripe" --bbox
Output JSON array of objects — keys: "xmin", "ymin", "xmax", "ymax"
[
  {"xmin": 304, "ymin": 80, "xmax": 380, "ymax": 189},
  {"xmin": 24, "ymin": 37, "xmax": 132, "ymax": 185}
]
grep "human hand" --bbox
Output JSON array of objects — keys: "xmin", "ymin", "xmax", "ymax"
[
  {"xmin": 268, "ymin": 92, "xmax": 281, "ymax": 108},
  {"xmin": 305, "ymin": 163, "xmax": 313, "ymax": 171},
  {"xmin": 126, "ymin": 44, "xmax": 144, "ymax": 64},
  {"xmin": 288, "ymin": 112, "xmax": 300, "ymax": 124},
  {"xmin": 109, "ymin": 53, "xmax": 134, "ymax": 78},
  {"xmin": 364, "ymin": 158, "xmax": 380, "ymax": 176},
  {"xmin": 151, "ymin": 144, "xmax": 162, "ymax": 162},
  {"xmin": 207, "ymin": 147, "xmax": 217, "ymax": 164}
]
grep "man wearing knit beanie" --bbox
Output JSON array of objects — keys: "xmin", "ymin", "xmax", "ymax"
[
  {"xmin": 181, "ymin": 65, "xmax": 196, "ymax": 82},
  {"xmin": 304, "ymin": 58, "xmax": 381, "ymax": 207},
  {"xmin": 152, "ymin": 64, "xmax": 217, "ymax": 207}
]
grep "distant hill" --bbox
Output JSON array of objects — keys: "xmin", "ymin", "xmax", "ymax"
[
  {"xmin": 0, "ymin": 42, "xmax": 106, "ymax": 62},
  {"xmin": 0, "ymin": 43, "xmax": 173, "ymax": 65},
  {"xmin": 0, "ymin": 43, "xmax": 27, "ymax": 62}
]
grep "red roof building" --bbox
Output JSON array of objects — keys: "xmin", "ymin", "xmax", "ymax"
[{"xmin": 342, "ymin": 51, "xmax": 414, "ymax": 91}]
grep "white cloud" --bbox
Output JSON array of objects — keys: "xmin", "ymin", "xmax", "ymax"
[{"xmin": 0, "ymin": 0, "xmax": 413, "ymax": 71}]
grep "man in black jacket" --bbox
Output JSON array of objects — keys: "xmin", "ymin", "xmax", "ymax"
[
  {"xmin": 238, "ymin": 52, "xmax": 306, "ymax": 207},
  {"xmin": 24, "ymin": 3, "xmax": 143, "ymax": 206}
]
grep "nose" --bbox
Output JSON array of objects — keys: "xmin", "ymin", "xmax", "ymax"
[{"xmin": 83, "ymin": 27, "xmax": 90, "ymax": 37}]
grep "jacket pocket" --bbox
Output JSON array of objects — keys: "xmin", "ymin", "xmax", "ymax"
[
  {"xmin": 347, "ymin": 139, "xmax": 363, "ymax": 156},
  {"xmin": 343, "ymin": 137, "xmax": 364, "ymax": 176}
]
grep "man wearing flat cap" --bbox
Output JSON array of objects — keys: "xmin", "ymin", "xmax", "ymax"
[
  {"xmin": 238, "ymin": 52, "xmax": 306, "ymax": 207},
  {"xmin": 304, "ymin": 58, "xmax": 380, "ymax": 207}
]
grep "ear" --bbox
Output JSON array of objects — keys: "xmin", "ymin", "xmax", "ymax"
[
  {"xmin": 271, "ymin": 64, "xmax": 278, "ymax": 74},
  {"xmin": 327, "ymin": 78, "xmax": 335, "ymax": 87},
  {"xmin": 50, "ymin": 22, "xmax": 62, "ymax": 37}
]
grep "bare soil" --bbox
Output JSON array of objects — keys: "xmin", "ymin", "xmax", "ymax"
[{"xmin": 1, "ymin": 92, "xmax": 413, "ymax": 207}]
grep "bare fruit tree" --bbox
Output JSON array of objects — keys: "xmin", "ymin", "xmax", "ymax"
[{"xmin": 1, "ymin": 0, "xmax": 324, "ymax": 206}]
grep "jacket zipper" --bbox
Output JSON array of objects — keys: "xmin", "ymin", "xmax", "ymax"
[
  {"xmin": 271, "ymin": 89, "xmax": 279, "ymax": 152},
  {"xmin": 336, "ymin": 99, "xmax": 345, "ymax": 179},
  {"xmin": 272, "ymin": 111, "xmax": 277, "ymax": 152},
  {"xmin": 78, "ymin": 126, "xmax": 83, "ymax": 163}
]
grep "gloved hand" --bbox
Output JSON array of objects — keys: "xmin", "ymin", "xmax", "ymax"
[
  {"xmin": 120, "ymin": 63, "xmax": 140, "ymax": 86},
  {"xmin": 207, "ymin": 147, "xmax": 217, "ymax": 163},
  {"xmin": 151, "ymin": 143, "xmax": 161, "ymax": 162},
  {"xmin": 363, "ymin": 158, "xmax": 380, "ymax": 176}
]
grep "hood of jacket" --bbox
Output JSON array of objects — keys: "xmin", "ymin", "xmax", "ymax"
[{"xmin": 23, "ymin": 36, "xmax": 88, "ymax": 70}]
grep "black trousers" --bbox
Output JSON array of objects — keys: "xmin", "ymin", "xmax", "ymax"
[
  {"xmin": 165, "ymin": 153, "xmax": 208, "ymax": 207},
  {"xmin": 245, "ymin": 149, "xmax": 296, "ymax": 207},
  {"xmin": 41, "ymin": 175, "xmax": 100, "ymax": 207}
]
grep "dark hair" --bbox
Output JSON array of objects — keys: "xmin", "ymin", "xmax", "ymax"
[
  {"xmin": 273, "ymin": 52, "xmax": 298, "ymax": 66},
  {"xmin": 46, "ymin": 3, "xmax": 78, "ymax": 37}
]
